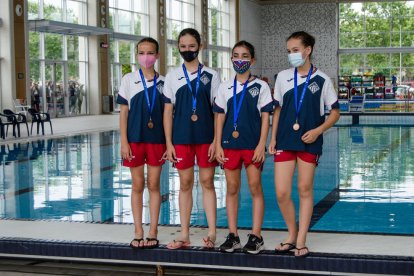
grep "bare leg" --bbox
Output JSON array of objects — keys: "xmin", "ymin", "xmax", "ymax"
[
  {"xmin": 245, "ymin": 165, "xmax": 264, "ymax": 237},
  {"xmin": 144, "ymin": 165, "xmax": 162, "ymax": 247},
  {"xmin": 199, "ymin": 167, "xmax": 217, "ymax": 246},
  {"xmin": 130, "ymin": 165, "xmax": 145, "ymax": 247},
  {"xmin": 274, "ymin": 160, "xmax": 297, "ymax": 250},
  {"xmin": 224, "ymin": 168, "xmax": 242, "ymax": 236},
  {"xmin": 177, "ymin": 167, "xmax": 194, "ymax": 242},
  {"xmin": 295, "ymin": 158, "xmax": 316, "ymax": 256}
]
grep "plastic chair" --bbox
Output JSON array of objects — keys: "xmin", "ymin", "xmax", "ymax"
[
  {"xmin": 13, "ymin": 99, "xmax": 31, "ymax": 117},
  {"xmin": 3, "ymin": 109, "xmax": 29, "ymax": 137},
  {"xmin": 27, "ymin": 108, "xmax": 53, "ymax": 135},
  {"xmin": 0, "ymin": 113, "xmax": 17, "ymax": 139}
]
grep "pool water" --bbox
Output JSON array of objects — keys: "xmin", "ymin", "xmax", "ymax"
[{"xmin": 0, "ymin": 127, "xmax": 413, "ymax": 235}]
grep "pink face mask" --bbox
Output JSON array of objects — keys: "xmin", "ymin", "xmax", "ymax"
[{"xmin": 138, "ymin": 54, "xmax": 157, "ymax": 69}]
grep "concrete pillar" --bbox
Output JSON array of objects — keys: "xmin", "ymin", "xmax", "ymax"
[{"xmin": 156, "ymin": 0, "xmax": 166, "ymax": 76}]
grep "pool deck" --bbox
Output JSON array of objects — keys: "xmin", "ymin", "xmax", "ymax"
[{"xmin": 0, "ymin": 114, "xmax": 413, "ymax": 275}]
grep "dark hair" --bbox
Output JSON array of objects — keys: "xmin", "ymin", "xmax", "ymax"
[
  {"xmin": 287, "ymin": 31, "xmax": 315, "ymax": 57},
  {"xmin": 136, "ymin": 37, "xmax": 159, "ymax": 54},
  {"xmin": 177, "ymin": 28, "xmax": 201, "ymax": 46},
  {"xmin": 232, "ymin": 40, "xmax": 255, "ymax": 59}
]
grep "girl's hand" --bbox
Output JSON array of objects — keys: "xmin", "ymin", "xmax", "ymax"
[
  {"xmin": 252, "ymin": 143, "xmax": 266, "ymax": 163},
  {"xmin": 166, "ymin": 143, "xmax": 177, "ymax": 163},
  {"xmin": 208, "ymin": 142, "xmax": 216, "ymax": 162},
  {"xmin": 121, "ymin": 143, "xmax": 133, "ymax": 161},
  {"xmin": 301, "ymin": 128, "xmax": 322, "ymax": 144},
  {"xmin": 268, "ymin": 139, "xmax": 276, "ymax": 155},
  {"xmin": 215, "ymin": 145, "xmax": 226, "ymax": 164}
]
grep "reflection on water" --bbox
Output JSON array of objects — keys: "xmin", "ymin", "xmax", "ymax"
[
  {"xmin": 339, "ymin": 126, "xmax": 414, "ymax": 203},
  {"xmin": 0, "ymin": 127, "xmax": 413, "ymax": 234}
]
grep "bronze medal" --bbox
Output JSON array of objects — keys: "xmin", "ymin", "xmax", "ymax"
[
  {"xmin": 148, "ymin": 120, "xmax": 154, "ymax": 129},
  {"xmin": 232, "ymin": 130, "xmax": 239, "ymax": 138},
  {"xmin": 191, "ymin": 114, "xmax": 198, "ymax": 122},
  {"xmin": 293, "ymin": 123, "xmax": 300, "ymax": 131}
]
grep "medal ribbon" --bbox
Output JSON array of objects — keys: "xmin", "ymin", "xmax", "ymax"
[
  {"xmin": 233, "ymin": 75, "xmax": 251, "ymax": 130},
  {"xmin": 139, "ymin": 69, "xmax": 157, "ymax": 120},
  {"xmin": 182, "ymin": 64, "xmax": 201, "ymax": 113},
  {"xmin": 294, "ymin": 64, "xmax": 313, "ymax": 122}
]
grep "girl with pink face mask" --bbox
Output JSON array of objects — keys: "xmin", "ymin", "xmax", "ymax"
[{"xmin": 117, "ymin": 37, "xmax": 166, "ymax": 249}]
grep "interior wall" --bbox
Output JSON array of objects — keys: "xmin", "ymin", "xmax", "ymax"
[
  {"xmin": 261, "ymin": 2, "xmax": 338, "ymax": 86},
  {"xmin": 238, "ymin": 0, "xmax": 263, "ymax": 77}
]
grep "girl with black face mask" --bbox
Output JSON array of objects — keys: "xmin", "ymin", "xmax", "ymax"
[{"xmin": 163, "ymin": 28, "xmax": 221, "ymax": 250}]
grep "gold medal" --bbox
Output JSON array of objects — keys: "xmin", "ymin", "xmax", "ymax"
[
  {"xmin": 293, "ymin": 123, "xmax": 300, "ymax": 131},
  {"xmin": 232, "ymin": 130, "xmax": 239, "ymax": 138},
  {"xmin": 148, "ymin": 120, "xmax": 154, "ymax": 129},
  {"xmin": 191, "ymin": 114, "xmax": 198, "ymax": 122}
]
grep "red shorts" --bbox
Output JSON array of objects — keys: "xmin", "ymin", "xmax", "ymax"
[
  {"xmin": 174, "ymin": 144, "xmax": 218, "ymax": 170},
  {"xmin": 274, "ymin": 150, "xmax": 319, "ymax": 165},
  {"xmin": 123, "ymin": 143, "xmax": 166, "ymax": 167},
  {"xmin": 222, "ymin": 149, "xmax": 263, "ymax": 170}
]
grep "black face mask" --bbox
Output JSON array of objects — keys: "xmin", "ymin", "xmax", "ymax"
[{"xmin": 179, "ymin": 50, "xmax": 199, "ymax": 62}]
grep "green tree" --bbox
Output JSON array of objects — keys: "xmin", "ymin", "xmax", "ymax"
[{"xmin": 339, "ymin": 1, "xmax": 414, "ymax": 81}]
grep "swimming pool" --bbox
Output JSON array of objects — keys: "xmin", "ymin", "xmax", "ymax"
[{"xmin": 0, "ymin": 126, "xmax": 413, "ymax": 235}]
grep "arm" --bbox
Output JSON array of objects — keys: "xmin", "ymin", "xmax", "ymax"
[
  {"xmin": 268, "ymin": 106, "xmax": 281, "ymax": 154},
  {"xmin": 301, "ymin": 108, "xmax": 340, "ymax": 144},
  {"xmin": 163, "ymin": 103, "xmax": 176, "ymax": 163},
  {"xmin": 252, "ymin": 112, "xmax": 270, "ymax": 163},
  {"xmin": 215, "ymin": 112, "xmax": 226, "ymax": 164},
  {"xmin": 120, "ymin": 105, "xmax": 133, "ymax": 161},
  {"xmin": 208, "ymin": 112, "xmax": 218, "ymax": 162}
]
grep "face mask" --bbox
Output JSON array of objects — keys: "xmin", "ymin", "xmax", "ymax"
[
  {"xmin": 138, "ymin": 54, "xmax": 157, "ymax": 69},
  {"xmin": 232, "ymin": 59, "xmax": 251, "ymax": 74},
  {"xmin": 180, "ymin": 50, "xmax": 199, "ymax": 62},
  {"xmin": 288, "ymin": 52, "xmax": 305, "ymax": 68}
]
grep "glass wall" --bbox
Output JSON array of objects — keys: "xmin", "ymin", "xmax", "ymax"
[
  {"xmin": 208, "ymin": 0, "xmax": 231, "ymax": 81},
  {"xmin": 339, "ymin": 1, "xmax": 414, "ymax": 86},
  {"xmin": 166, "ymin": 0, "xmax": 195, "ymax": 72},
  {"xmin": 109, "ymin": 0, "xmax": 149, "ymax": 111},
  {"xmin": 28, "ymin": 0, "xmax": 88, "ymax": 117}
]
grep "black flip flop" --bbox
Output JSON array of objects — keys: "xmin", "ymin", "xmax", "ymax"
[
  {"xmin": 275, "ymin": 242, "xmax": 296, "ymax": 254},
  {"xmin": 144, "ymin": 237, "xmax": 159, "ymax": 249},
  {"xmin": 129, "ymin": 238, "xmax": 144, "ymax": 249}
]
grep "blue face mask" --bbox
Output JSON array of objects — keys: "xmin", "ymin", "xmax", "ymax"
[
  {"xmin": 288, "ymin": 52, "xmax": 305, "ymax": 68},
  {"xmin": 232, "ymin": 59, "xmax": 251, "ymax": 74}
]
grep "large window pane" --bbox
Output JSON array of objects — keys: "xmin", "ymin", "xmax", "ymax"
[
  {"xmin": 133, "ymin": 14, "xmax": 149, "ymax": 36},
  {"xmin": 67, "ymin": 1, "xmax": 84, "ymax": 24},
  {"xmin": 118, "ymin": 41, "xmax": 133, "ymax": 64},
  {"xmin": 43, "ymin": 0, "xmax": 63, "ymax": 21},
  {"xmin": 45, "ymin": 34, "xmax": 64, "ymax": 60},
  {"xmin": 67, "ymin": 36, "xmax": 79, "ymax": 61},
  {"xmin": 28, "ymin": 0, "xmax": 39, "ymax": 20},
  {"xmin": 118, "ymin": 10, "xmax": 132, "ymax": 34}
]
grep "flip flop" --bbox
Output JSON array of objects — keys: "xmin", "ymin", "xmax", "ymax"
[
  {"xmin": 202, "ymin": 236, "xmax": 216, "ymax": 249},
  {"xmin": 295, "ymin": 246, "xmax": 310, "ymax": 258},
  {"xmin": 166, "ymin": 240, "xmax": 191, "ymax": 250},
  {"xmin": 275, "ymin": 242, "xmax": 296, "ymax": 254},
  {"xmin": 144, "ymin": 237, "xmax": 159, "ymax": 249},
  {"xmin": 129, "ymin": 238, "xmax": 144, "ymax": 249}
]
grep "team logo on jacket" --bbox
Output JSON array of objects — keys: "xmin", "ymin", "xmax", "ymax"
[
  {"xmin": 200, "ymin": 74, "xmax": 211, "ymax": 86},
  {"xmin": 308, "ymin": 82, "xmax": 320, "ymax": 94},
  {"xmin": 249, "ymin": 87, "xmax": 260, "ymax": 98},
  {"xmin": 156, "ymin": 83, "xmax": 164, "ymax": 94}
]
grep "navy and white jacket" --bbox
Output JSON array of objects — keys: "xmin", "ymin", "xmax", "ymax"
[
  {"xmin": 117, "ymin": 71, "xmax": 166, "ymax": 144},
  {"xmin": 274, "ymin": 67, "xmax": 339, "ymax": 155},
  {"xmin": 214, "ymin": 77, "xmax": 274, "ymax": 150},
  {"xmin": 164, "ymin": 65, "xmax": 220, "ymax": 145}
]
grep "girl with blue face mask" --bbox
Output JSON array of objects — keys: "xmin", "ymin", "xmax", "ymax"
[
  {"xmin": 269, "ymin": 31, "xmax": 340, "ymax": 258},
  {"xmin": 214, "ymin": 41, "xmax": 274, "ymax": 254}
]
